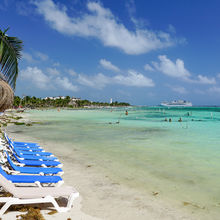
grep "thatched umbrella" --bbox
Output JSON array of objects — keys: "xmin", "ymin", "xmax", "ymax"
[
  {"xmin": 0, "ymin": 78, "xmax": 14, "ymax": 112},
  {"xmin": 0, "ymin": 28, "xmax": 23, "ymax": 112}
]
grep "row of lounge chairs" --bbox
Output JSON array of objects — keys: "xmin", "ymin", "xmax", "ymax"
[{"xmin": 0, "ymin": 132, "xmax": 79, "ymax": 216}]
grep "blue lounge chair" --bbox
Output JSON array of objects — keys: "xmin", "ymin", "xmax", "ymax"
[
  {"xmin": 10, "ymin": 143, "xmax": 53, "ymax": 156},
  {"xmin": 0, "ymin": 166, "xmax": 62, "ymax": 184},
  {"xmin": 12, "ymin": 152, "xmax": 62, "ymax": 167},
  {"xmin": 13, "ymin": 146, "xmax": 44, "ymax": 152},
  {"xmin": 8, "ymin": 145, "xmax": 58, "ymax": 161},
  {"xmin": 4, "ymin": 133, "xmax": 40, "ymax": 148},
  {"xmin": 7, "ymin": 139, "xmax": 41, "ymax": 148},
  {"xmin": 5, "ymin": 152, "xmax": 63, "ymax": 175}
]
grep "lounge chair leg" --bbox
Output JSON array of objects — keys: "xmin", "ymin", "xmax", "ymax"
[
  {"xmin": 47, "ymin": 193, "xmax": 79, "ymax": 213},
  {"xmin": 67, "ymin": 192, "xmax": 79, "ymax": 209},
  {"xmin": 0, "ymin": 199, "xmax": 17, "ymax": 216},
  {"xmin": 48, "ymin": 196, "xmax": 68, "ymax": 212}
]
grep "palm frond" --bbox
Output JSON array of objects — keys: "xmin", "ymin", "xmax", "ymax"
[{"xmin": 0, "ymin": 28, "xmax": 23, "ymax": 89}]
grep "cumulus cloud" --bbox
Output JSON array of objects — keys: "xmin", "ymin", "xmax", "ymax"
[
  {"xmin": 22, "ymin": 51, "xmax": 50, "ymax": 63},
  {"xmin": 77, "ymin": 70, "xmax": 154, "ymax": 89},
  {"xmin": 53, "ymin": 62, "xmax": 60, "ymax": 67},
  {"xmin": 67, "ymin": 69, "xmax": 78, "ymax": 76},
  {"xmin": 99, "ymin": 59, "xmax": 120, "ymax": 72},
  {"xmin": 144, "ymin": 64, "xmax": 154, "ymax": 71},
  {"xmin": 151, "ymin": 55, "xmax": 216, "ymax": 85},
  {"xmin": 115, "ymin": 70, "xmax": 154, "ymax": 87},
  {"xmin": 78, "ymin": 73, "xmax": 109, "ymax": 89},
  {"xmin": 20, "ymin": 66, "xmax": 78, "ymax": 91},
  {"xmin": 168, "ymin": 24, "xmax": 176, "ymax": 34},
  {"xmin": 55, "ymin": 76, "xmax": 78, "ymax": 91},
  {"xmin": 47, "ymin": 67, "xmax": 60, "ymax": 75},
  {"xmin": 152, "ymin": 55, "xmax": 191, "ymax": 80},
  {"xmin": 20, "ymin": 66, "xmax": 51, "ymax": 89},
  {"xmin": 35, "ymin": 51, "xmax": 49, "ymax": 61},
  {"xmin": 22, "ymin": 52, "xmax": 35, "ymax": 63},
  {"xmin": 196, "ymin": 75, "xmax": 216, "ymax": 85},
  {"xmin": 33, "ymin": 0, "xmax": 175, "ymax": 55}
]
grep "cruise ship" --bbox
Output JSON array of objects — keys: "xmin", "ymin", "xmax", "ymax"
[{"xmin": 161, "ymin": 100, "xmax": 192, "ymax": 107}]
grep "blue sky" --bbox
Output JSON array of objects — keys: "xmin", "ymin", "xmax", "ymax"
[{"xmin": 1, "ymin": 0, "xmax": 220, "ymax": 105}]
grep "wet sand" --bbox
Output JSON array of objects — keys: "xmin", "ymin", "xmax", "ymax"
[{"xmin": 3, "ymin": 129, "xmax": 197, "ymax": 220}]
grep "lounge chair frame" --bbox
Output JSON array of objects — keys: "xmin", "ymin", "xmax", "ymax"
[{"xmin": 0, "ymin": 192, "xmax": 79, "ymax": 216}]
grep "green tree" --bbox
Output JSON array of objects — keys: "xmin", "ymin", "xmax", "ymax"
[{"xmin": 0, "ymin": 28, "xmax": 23, "ymax": 111}]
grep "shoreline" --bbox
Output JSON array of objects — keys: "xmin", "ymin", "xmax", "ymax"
[
  {"xmin": 2, "ymin": 110, "xmax": 211, "ymax": 219},
  {"xmin": 4, "ymin": 130, "xmax": 195, "ymax": 220}
]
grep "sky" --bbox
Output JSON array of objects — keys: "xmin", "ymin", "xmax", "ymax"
[{"xmin": 1, "ymin": 0, "xmax": 220, "ymax": 105}]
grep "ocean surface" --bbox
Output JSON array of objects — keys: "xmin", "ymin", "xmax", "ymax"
[{"xmin": 8, "ymin": 107, "xmax": 220, "ymax": 218}]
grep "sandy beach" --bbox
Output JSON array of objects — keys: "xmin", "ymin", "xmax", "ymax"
[{"xmin": 3, "ymin": 123, "xmax": 198, "ymax": 220}]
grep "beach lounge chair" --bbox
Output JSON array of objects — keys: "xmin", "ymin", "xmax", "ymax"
[
  {"xmin": 10, "ymin": 148, "xmax": 58, "ymax": 161},
  {"xmin": 5, "ymin": 152, "xmax": 63, "ymax": 175},
  {"xmin": 11, "ymin": 146, "xmax": 53, "ymax": 156},
  {"xmin": 12, "ymin": 152, "xmax": 62, "ymax": 167},
  {"xmin": 0, "ymin": 166, "xmax": 63, "ymax": 185},
  {"xmin": 0, "ymin": 173, "xmax": 79, "ymax": 216},
  {"xmin": 9, "ymin": 143, "xmax": 54, "ymax": 156},
  {"xmin": 5, "ymin": 138, "xmax": 41, "ymax": 149}
]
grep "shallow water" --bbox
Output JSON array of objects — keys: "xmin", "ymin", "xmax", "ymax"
[{"xmin": 8, "ymin": 107, "xmax": 220, "ymax": 218}]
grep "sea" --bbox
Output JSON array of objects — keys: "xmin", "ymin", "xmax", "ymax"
[{"xmin": 7, "ymin": 107, "xmax": 220, "ymax": 218}]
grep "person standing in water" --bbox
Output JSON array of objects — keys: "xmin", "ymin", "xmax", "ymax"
[{"xmin": 125, "ymin": 110, "xmax": 128, "ymax": 115}]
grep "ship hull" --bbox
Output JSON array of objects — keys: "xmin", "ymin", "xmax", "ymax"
[{"xmin": 161, "ymin": 103, "xmax": 192, "ymax": 107}]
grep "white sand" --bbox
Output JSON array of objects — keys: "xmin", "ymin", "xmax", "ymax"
[{"xmin": 1, "ymin": 129, "xmax": 200, "ymax": 220}]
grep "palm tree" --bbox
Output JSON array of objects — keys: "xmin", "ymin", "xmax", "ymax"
[{"xmin": 0, "ymin": 28, "xmax": 23, "ymax": 111}]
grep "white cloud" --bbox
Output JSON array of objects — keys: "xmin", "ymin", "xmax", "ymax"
[
  {"xmin": 77, "ymin": 70, "xmax": 154, "ymax": 89},
  {"xmin": 144, "ymin": 64, "xmax": 154, "ymax": 71},
  {"xmin": 114, "ymin": 70, "xmax": 154, "ymax": 87},
  {"xmin": 22, "ymin": 52, "xmax": 35, "ymax": 63},
  {"xmin": 152, "ymin": 55, "xmax": 216, "ymax": 85},
  {"xmin": 53, "ymin": 62, "xmax": 60, "ymax": 67},
  {"xmin": 20, "ymin": 66, "xmax": 51, "ymax": 89},
  {"xmin": 152, "ymin": 55, "xmax": 191, "ymax": 80},
  {"xmin": 78, "ymin": 73, "xmax": 109, "ymax": 89},
  {"xmin": 47, "ymin": 67, "xmax": 60, "ymax": 75},
  {"xmin": 55, "ymin": 77, "xmax": 78, "ymax": 91},
  {"xmin": 99, "ymin": 59, "xmax": 120, "ymax": 72},
  {"xmin": 35, "ymin": 51, "xmax": 49, "ymax": 61},
  {"xmin": 217, "ymin": 73, "xmax": 220, "ymax": 78},
  {"xmin": 33, "ymin": 0, "xmax": 175, "ymax": 55},
  {"xmin": 67, "ymin": 69, "xmax": 78, "ymax": 76},
  {"xmin": 20, "ymin": 66, "xmax": 78, "ymax": 92},
  {"xmin": 196, "ymin": 75, "xmax": 216, "ymax": 85},
  {"xmin": 168, "ymin": 24, "xmax": 176, "ymax": 34}
]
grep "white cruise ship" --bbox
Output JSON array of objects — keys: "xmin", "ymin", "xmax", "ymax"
[{"xmin": 161, "ymin": 100, "xmax": 192, "ymax": 107}]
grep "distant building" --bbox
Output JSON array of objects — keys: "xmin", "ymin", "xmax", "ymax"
[
  {"xmin": 110, "ymin": 98, "xmax": 112, "ymax": 104},
  {"xmin": 44, "ymin": 96, "xmax": 69, "ymax": 100},
  {"xmin": 69, "ymin": 97, "xmax": 81, "ymax": 106}
]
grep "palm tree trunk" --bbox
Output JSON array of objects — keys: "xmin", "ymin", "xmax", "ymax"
[{"xmin": 0, "ymin": 79, "xmax": 14, "ymax": 112}]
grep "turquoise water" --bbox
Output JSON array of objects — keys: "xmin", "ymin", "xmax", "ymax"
[{"xmin": 8, "ymin": 107, "xmax": 220, "ymax": 217}]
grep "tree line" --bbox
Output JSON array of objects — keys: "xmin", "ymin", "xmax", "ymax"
[{"xmin": 13, "ymin": 96, "xmax": 130, "ymax": 108}]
